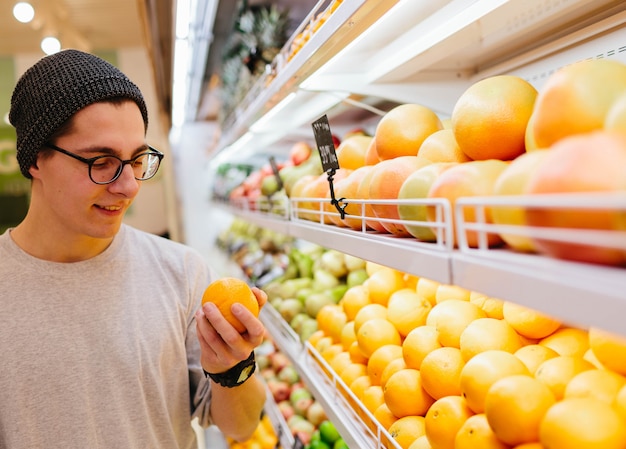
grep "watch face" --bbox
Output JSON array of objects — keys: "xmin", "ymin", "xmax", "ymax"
[{"xmin": 237, "ymin": 365, "xmax": 255, "ymax": 384}]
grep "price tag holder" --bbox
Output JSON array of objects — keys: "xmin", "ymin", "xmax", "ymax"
[
  {"xmin": 292, "ymin": 434, "xmax": 305, "ymax": 449},
  {"xmin": 268, "ymin": 156, "xmax": 284, "ymax": 191},
  {"xmin": 311, "ymin": 114, "xmax": 348, "ymax": 219}
]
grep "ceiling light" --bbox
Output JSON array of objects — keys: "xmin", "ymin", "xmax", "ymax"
[
  {"xmin": 41, "ymin": 36, "xmax": 61, "ymax": 55},
  {"xmin": 13, "ymin": 2, "xmax": 34, "ymax": 23}
]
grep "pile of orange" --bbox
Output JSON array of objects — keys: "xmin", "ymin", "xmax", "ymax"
[{"xmin": 306, "ymin": 268, "xmax": 626, "ymax": 449}]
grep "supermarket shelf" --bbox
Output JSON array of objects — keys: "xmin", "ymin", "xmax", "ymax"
[
  {"xmin": 260, "ymin": 304, "xmax": 402, "ymax": 449},
  {"xmin": 224, "ymin": 191, "xmax": 626, "ymax": 337}
]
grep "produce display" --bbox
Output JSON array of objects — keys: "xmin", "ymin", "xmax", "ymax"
[{"xmin": 304, "ymin": 263, "xmax": 626, "ymax": 449}]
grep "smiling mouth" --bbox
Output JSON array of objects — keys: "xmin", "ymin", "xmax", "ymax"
[{"xmin": 97, "ymin": 205, "xmax": 123, "ymax": 211}]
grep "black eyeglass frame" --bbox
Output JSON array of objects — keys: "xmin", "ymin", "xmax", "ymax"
[{"xmin": 44, "ymin": 142, "xmax": 164, "ymax": 185}]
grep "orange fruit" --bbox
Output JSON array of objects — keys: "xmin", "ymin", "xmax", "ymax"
[
  {"xmin": 426, "ymin": 299, "xmax": 487, "ymax": 348},
  {"xmin": 338, "ymin": 165, "xmax": 377, "ymax": 230},
  {"xmin": 201, "ymin": 277, "xmax": 259, "ymax": 333},
  {"xmin": 339, "ymin": 362, "xmax": 368, "ymax": 387},
  {"xmin": 340, "ymin": 284, "xmax": 371, "ymax": 321},
  {"xmin": 435, "ymin": 284, "xmax": 471, "ymax": 303},
  {"xmin": 374, "ymin": 403, "xmax": 398, "ymax": 430},
  {"xmin": 484, "ymin": 374, "xmax": 556, "ymax": 446},
  {"xmin": 397, "ymin": 162, "xmax": 459, "ymax": 242},
  {"xmin": 469, "ymin": 294, "xmax": 505, "ymax": 319},
  {"xmin": 417, "ymin": 128, "xmax": 471, "ymax": 163},
  {"xmin": 408, "ymin": 435, "xmax": 432, "ymax": 449},
  {"xmin": 538, "ymin": 327, "xmax": 589, "ymax": 357},
  {"xmin": 451, "ymin": 75, "xmax": 537, "ymax": 161},
  {"xmin": 339, "ymin": 321, "xmax": 357, "ymax": 351},
  {"xmin": 356, "ymin": 318, "xmax": 402, "ymax": 358},
  {"xmin": 387, "ymin": 288, "xmax": 432, "ymax": 337},
  {"xmin": 490, "ymin": 149, "xmax": 551, "ymax": 252},
  {"xmin": 355, "ymin": 165, "xmax": 387, "ymax": 232},
  {"xmin": 402, "ymin": 325, "xmax": 442, "ymax": 370},
  {"xmin": 362, "ymin": 385, "xmax": 385, "ymax": 414},
  {"xmin": 420, "ymin": 347, "xmax": 465, "ymax": 399},
  {"xmin": 454, "ymin": 413, "xmax": 510, "ymax": 449},
  {"xmin": 459, "ymin": 350, "xmax": 530, "ymax": 413},
  {"xmin": 367, "ymin": 344, "xmax": 404, "ymax": 386},
  {"xmin": 369, "ymin": 156, "xmax": 433, "ymax": 236},
  {"xmin": 363, "ymin": 267, "xmax": 407, "ymax": 306},
  {"xmin": 564, "ymin": 369, "xmax": 626, "ymax": 404},
  {"xmin": 380, "ymin": 357, "xmax": 408, "ymax": 388},
  {"xmin": 374, "ymin": 103, "xmax": 443, "ymax": 161},
  {"xmin": 512, "ymin": 444, "xmax": 545, "ymax": 449},
  {"xmin": 426, "ymin": 159, "xmax": 510, "ymax": 248},
  {"xmin": 384, "ymin": 368, "xmax": 435, "ymax": 418},
  {"xmin": 425, "ymin": 395, "xmax": 474, "ymax": 449},
  {"xmin": 583, "ymin": 348, "xmax": 605, "ymax": 369},
  {"xmin": 336, "ymin": 135, "xmax": 373, "ymax": 170},
  {"xmin": 531, "ymin": 58, "xmax": 626, "ymax": 148},
  {"xmin": 614, "ymin": 384, "xmax": 626, "ymax": 421},
  {"xmin": 588, "ymin": 326, "xmax": 626, "ymax": 375},
  {"xmin": 514, "ymin": 344, "xmax": 559, "ymax": 375},
  {"xmin": 539, "ymin": 397, "xmax": 626, "ymax": 449},
  {"xmin": 353, "ymin": 303, "xmax": 388, "ymax": 334},
  {"xmin": 605, "ymin": 91, "xmax": 626, "ymax": 131},
  {"xmin": 329, "ymin": 351, "xmax": 352, "ymax": 375},
  {"xmin": 348, "ymin": 340, "xmax": 368, "ymax": 364},
  {"xmin": 416, "ymin": 277, "xmax": 440, "ymax": 306},
  {"xmin": 502, "ymin": 302, "xmax": 561, "ymax": 339},
  {"xmin": 349, "ymin": 374, "xmax": 372, "ymax": 400},
  {"xmin": 316, "ymin": 304, "xmax": 346, "ymax": 341},
  {"xmin": 524, "ymin": 130, "xmax": 626, "ymax": 265},
  {"xmin": 459, "ymin": 317, "xmax": 523, "ymax": 361},
  {"xmin": 388, "ymin": 415, "xmax": 427, "ymax": 449},
  {"xmin": 534, "ymin": 355, "xmax": 594, "ymax": 400},
  {"xmin": 295, "ymin": 173, "xmax": 331, "ymax": 222},
  {"xmin": 321, "ymin": 343, "xmax": 344, "ymax": 364},
  {"xmin": 364, "ymin": 137, "xmax": 381, "ymax": 165}
]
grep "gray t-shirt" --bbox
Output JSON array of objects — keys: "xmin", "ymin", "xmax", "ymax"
[{"xmin": 0, "ymin": 224, "xmax": 214, "ymax": 448}]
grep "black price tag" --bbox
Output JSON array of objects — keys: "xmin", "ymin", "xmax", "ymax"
[{"xmin": 312, "ymin": 114, "xmax": 340, "ymax": 172}]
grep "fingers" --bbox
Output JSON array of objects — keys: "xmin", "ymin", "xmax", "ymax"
[{"xmin": 251, "ymin": 287, "xmax": 268, "ymax": 308}]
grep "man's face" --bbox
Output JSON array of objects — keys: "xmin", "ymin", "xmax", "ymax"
[{"xmin": 30, "ymin": 100, "xmax": 147, "ymax": 241}]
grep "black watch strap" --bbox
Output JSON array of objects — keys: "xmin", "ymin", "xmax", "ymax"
[{"xmin": 204, "ymin": 351, "xmax": 256, "ymax": 388}]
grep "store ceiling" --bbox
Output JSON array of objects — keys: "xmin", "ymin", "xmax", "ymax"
[{"xmin": 0, "ymin": 0, "xmax": 316, "ymax": 125}]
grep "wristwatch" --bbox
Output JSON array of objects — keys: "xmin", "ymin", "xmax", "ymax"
[{"xmin": 204, "ymin": 351, "xmax": 256, "ymax": 388}]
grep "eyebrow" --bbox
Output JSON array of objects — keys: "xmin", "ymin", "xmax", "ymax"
[{"xmin": 78, "ymin": 144, "xmax": 150, "ymax": 157}]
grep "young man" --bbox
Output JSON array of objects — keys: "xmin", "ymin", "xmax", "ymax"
[{"xmin": 0, "ymin": 49, "xmax": 267, "ymax": 448}]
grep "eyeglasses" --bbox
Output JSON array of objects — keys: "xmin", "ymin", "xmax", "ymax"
[{"xmin": 44, "ymin": 143, "xmax": 164, "ymax": 185}]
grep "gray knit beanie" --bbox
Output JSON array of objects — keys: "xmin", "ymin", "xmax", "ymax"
[{"xmin": 9, "ymin": 49, "xmax": 149, "ymax": 178}]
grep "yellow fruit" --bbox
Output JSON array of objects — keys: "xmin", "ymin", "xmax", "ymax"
[
  {"xmin": 484, "ymin": 374, "xmax": 556, "ymax": 446},
  {"xmin": 329, "ymin": 351, "xmax": 352, "ymax": 375},
  {"xmin": 349, "ymin": 374, "xmax": 372, "ymax": 400},
  {"xmin": 502, "ymin": 302, "xmax": 561, "ymax": 339},
  {"xmin": 613, "ymin": 384, "xmax": 626, "ymax": 421},
  {"xmin": 363, "ymin": 268, "xmax": 407, "ymax": 306},
  {"xmin": 454, "ymin": 413, "xmax": 510, "ymax": 449},
  {"xmin": 534, "ymin": 355, "xmax": 594, "ymax": 400},
  {"xmin": 356, "ymin": 318, "xmax": 402, "ymax": 358},
  {"xmin": 375, "ymin": 103, "xmax": 443, "ymax": 161},
  {"xmin": 416, "ymin": 277, "xmax": 440, "ymax": 306},
  {"xmin": 583, "ymin": 347, "xmax": 605, "ymax": 369},
  {"xmin": 588, "ymin": 327, "xmax": 626, "ymax": 375},
  {"xmin": 417, "ymin": 128, "xmax": 472, "ymax": 163},
  {"xmin": 469, "ymin": 295, "xmax": 505, "ymax": 319},
  {"xmin": 201, "ymin": 277, "xmax": 259, "ymax": 333},
  {"xmin": 564, "ymin": 369, "xmax": 626, "ymax": 404},
  {"xmin": 374, "ymin": 403, "xmax": 398, "ymax": 430},
  {"xmin": 353, "ymin": 303, "xmax": 388, "ymax": 334},
  {"xmin": 340, "ymin": 284, "xmax": 371, "ymax": 321},
  {"xmin": 367, "ymin": 344, "xmax": 404, "ymax": 386},
  {"xmin": 426, "ymin": 299, "xmax": 487, "ymax": 348},
  {"xmin": 512, "ymin": 444, "xmax": 545, "ymax": 449},
  {"xmin": 459, "ymin": 350, "xmax": 530, "ymax": 413},
  {"xmin": 515, "ymin": 344, "xmax": 559, "ymax": 375},
  {"xmin": 539, "ymin": 398, "xmax": 626, "ymax": 449},
  {"xmin": 340, "ymin": 321, "xmax": 357, "ymax": 351},
  {"xmin": 425, "ymin": 395, "xmax": 474, "ymax": 449},
  {"xmin": 539, "ymin": 327, "xmax": 589, "ymax": 357},
  {"xmin": 365, "ymin": 260, "xmax": 387, "ymax": 276},
  {"xmin": 451, "ymin": 75, "xmax": 538, "ymax": 161},
  {"xmin": 435, "ymin": 284, "xmax": 471, "ymax": 303},
  {"xmin": 317, "ymin": 304, "xmax": 347, "ymax": 344},
  {"xmin": 362, "ymin": 385, "xmax": 385, "ymax": 414},
  {"xmin": 531, "ymin": 58, "xmax": 626, "ymax": 148},
  {"xmin": 397, "ymin": 162, "xmax": 459, "ymax": 241},
  {"xmin": 336, "ymin": 135, "xmax": 373, "ymax": 170},
  {"xmin": 388, "ymin": 415, "xmax": 427, "ymax": 449},
  {"xmin": 420, "ymin": 347, "xmax": 465, "ymax": 399},
  {"xmin": 384, "ymin": 369, "xmax": 435, "ymax": 418},
  {"xmin": 490, "ymin": 149, "xmax": 551, "ymax": 252},
  {"xmin": 605, "ymin": 91, "xmax": 626, "ymax": 131},
  {"xmin": 387, "ymin": 288, "xmax": 432, "ymax": 337},
  {"xmin": 402, "ymin": 325, "xmax": 442, "ymax": 370},
  {"xmin": 348, "ymin": 340, "xmax": 368, "ymax": 364},
  {"xmin": 408, "ymin": 435, "xmax": 432, "ymax": 449},
  {"xmin": 459, "ymin": 317, "xmax": 524, "ymax": 361},
  {"xmin": 339, "ymin": 362, "xmax": 368, "ymax": 387},
  {"xmin": 380, "ymin": 357, "xmax": 408, "ymax": 388}
]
